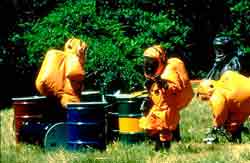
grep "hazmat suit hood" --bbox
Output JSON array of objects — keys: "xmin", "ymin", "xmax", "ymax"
[
  {"xmin": 213, "ymin": 36, "xmax": 234, "ymax": 63},
  {"xmin": 64, "ymin": 38, "xmax": 88, "ymax": 65},
  {"xmin": 143, "ymin": 45, "xmax": 167, "ymax": 79},
  {"xmin": 196, "ymin": 79, "xmax": 217, "ymax": 101}
]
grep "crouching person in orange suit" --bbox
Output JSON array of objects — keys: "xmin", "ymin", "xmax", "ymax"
[
  {"xmin": 139, "ymin": 45, "xmax": 193, "ymax": 151},
  {"xmin": 197, "ymin": 71, "xmax": 250, "ymax": 144},
  {"xmin": 36, "ymin": 38, "xmax": 88, "ymax": 108}
]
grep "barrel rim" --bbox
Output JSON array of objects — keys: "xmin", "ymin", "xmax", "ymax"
[
  {"xmin": 66, "ymin": 106, "xmax": 107, "ymax": 110},
  {"xmin": 105, "ymin": 94, "xmax": 147, "ymax": 99},
  {"xmin": 66, "ymin": 121, "xmax": 105, "ymax": 126},
  {"xmin": 12, "ymin": 101, "xmax": 44, "ymax": 105},
  {"xmin": 81, "ymin": 91, "xmax": 101, "ymax": 95},
  {"xmin": 15, "ymin": 115, "xmax": 43, "ymax": 119},
  {"xmin": 107, "ymin": 112, "xmax": 119, "ymax": 116},
  {"xmin": 12, "ymin": 96, "xmax": 47, "ymax": 101},
  {"xmin": 118, "ymin": 113, "xmax": 143, "ymax": 118},
  {"xmin": 67, "ymin": 140, "xmax": 103, "ymax": 145},
  {"xmin": 119, "ymin": 131, "xmax": 145, "ymax": 135},
  {"xmin": 67, "ymin": 102, "xmax": 108, "ymax": 107},
  {"xmin": 116, "ymin": 100, "xmax": 137, "ymax": 103}
]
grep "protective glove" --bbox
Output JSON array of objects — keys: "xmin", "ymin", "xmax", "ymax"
[
  {"xmin": 211, "ymin": 127, "xmax": 232, "ymax": 141},
  {"xmin": 155, "ymin": 75, "xmax": 168, "ymax": 90},
  {"xmin": 140, "ymin": 97, "xmax": 153, "ymax": 116},
  {"xmin": 203, "ymin": 127, "xmax": 219, "ymax": 144},
  {"xmin": 203, "ymin": 136, "xmax": 218, "ymax": 144},
  {"xmin": 203, "ymin": 127, "xmax": 231, "ymax": 144},
  {"xmin": 144, "ymin": 79, "xmax": 154, "ymax": 91}
]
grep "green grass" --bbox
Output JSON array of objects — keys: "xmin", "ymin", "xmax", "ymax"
[{"xmin": 1, "ymin": 98, "xmax": 250, "ymax": 163}]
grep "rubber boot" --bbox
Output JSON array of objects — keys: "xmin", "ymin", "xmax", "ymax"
[
  {"xmin": 155, "ymin": 138, "xmax": 171, "ymax": 151},
  {"xmin": 172, "ymin": 124, "xmax": 181, "ymax": 142},
  {"xmin": 231, "ymin": 127, "xmax": 242, "ymax": 143}
]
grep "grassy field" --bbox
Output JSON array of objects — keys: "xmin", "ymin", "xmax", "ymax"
[{"xmin": 1, "ymin": 97, "xmax": 250, "ymax": 163}]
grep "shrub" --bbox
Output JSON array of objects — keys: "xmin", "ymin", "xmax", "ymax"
[
  {"xmin": 218, "ymin": 0, "xmax": 250, "ymax": 75},
  {"xmin": 10, "ymin": 0, "xmax": 191, "ymax": 93}
]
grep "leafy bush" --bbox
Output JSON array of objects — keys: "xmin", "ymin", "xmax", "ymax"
[
  {"xmin": 10, "ymin": 0, "xmax": 191, "ymax": 93},
  {"xmin": 7, "ymin": 0, "xmax": 250, "ymax": 96},
  {"xmin": 217, "ymin": 0, "xmax": 250, "ymax": 75},
  {"xmin": 12, "ymin": 0, "xmax": 65, "ymax": 13},
  {"xmin": 221, "ymin": 0, "xmax": 250, "ymax": 54}
]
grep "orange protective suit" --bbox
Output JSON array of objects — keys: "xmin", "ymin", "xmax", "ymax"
[
  {"xmin": 139, "ymin": 46, "xmax": 193, "ymax": 142},
  {"xmin": 35, "ymin": 49, "xmax": 65, "ymax": 98},
  {"xmin": 61, "ymin": 39, "xmax": 87, "ymax": 107},
  {"xmin": 197, "ymin": 71, "xmax": 250, "ymax": 135},
  {"xmin": 36, "ymin": 38, "xmax": 87, "ymax": 108}
]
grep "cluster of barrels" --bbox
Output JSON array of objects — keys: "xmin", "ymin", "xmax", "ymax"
[{"xmin": 12, "ymin": 91, "xmax": 146, "ymax": 151}]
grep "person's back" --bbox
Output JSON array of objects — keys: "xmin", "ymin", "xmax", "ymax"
[
  {"xmin": 36, "ymin": 38, "xmax": 88, "ymax": 108},
  {"xmin": 217, "ymin": 71, "xmax": 250, "ymax": 109},
  {"xmin": 197, "ymin": 71, "xmax": 250, "ymax": 143}
]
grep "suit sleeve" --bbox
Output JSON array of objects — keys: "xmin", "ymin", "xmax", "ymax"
[{"xmin": 161, "ymin": 59, "xmax": 186, "ymax": 92}]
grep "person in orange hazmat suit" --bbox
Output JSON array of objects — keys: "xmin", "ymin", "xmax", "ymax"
[
  {"xmin": 139, "ymin": 45, "xmax": 193, "ymax": 150},
  {"xmin": 36, "ymin": 38, "xmax": 87, "ymax": 108},
  {"xmin": 197, "ymin": 71, "xmax": 250, "ymax": 144},
  {"xmin": 61, "ymin": 38, "xmax": 87, "ymax": 107}
]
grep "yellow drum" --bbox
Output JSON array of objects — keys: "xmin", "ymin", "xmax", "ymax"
[
  {"xmin": 115, "ymin": 93, "xmax": 146, "ymax": 144},
  {"xmin": 119, "ymin": 116, "xmax": 143, "ymax": 133}
]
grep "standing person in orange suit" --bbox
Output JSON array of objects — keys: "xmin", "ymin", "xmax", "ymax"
[
  {"xmin": 197, "ymin": 71, "xmax": 250, "ymax": 144},
  {"xmin": 36, "ymin": 38, "xmax": 88, "ymax": 108},
  {"xmin": 139, "ymin": 45, "xmax": 193, "ymax": 150}
]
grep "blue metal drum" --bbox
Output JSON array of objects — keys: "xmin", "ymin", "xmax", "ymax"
[{"xmin": 66, "ymin": 102, "xmax": 108, "ymax": 150}]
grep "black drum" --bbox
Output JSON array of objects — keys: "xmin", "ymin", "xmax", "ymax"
[
  {"xmin": 107, "ymin": 104, "xmax": 119, "ymax": 142},
  {"xmin": 19, "ymin": 122, "xmax": 68, "ymax": 150},
  {"xmin": 81, "ymin": 91, "xmax": 103, "ymax": 102},
  {"xmin": 19, "ymin": 122, "xmax": 52, "ymax": 146},
  {"xmin": 105, "ymin": 95, "xmax": 119, "ymax": 142}
]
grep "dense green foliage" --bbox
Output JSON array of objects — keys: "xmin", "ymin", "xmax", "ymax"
[
  {"xmin": 6, "ymin": 0, "xmax": 250, "ymax": 94},
  {"xmin": 10, "ymin": 0, "xmax": 190, "ymax": 92},
  {"xmin": 222, "ymin": 0, "xmax": 250, "ymax": 54}
]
